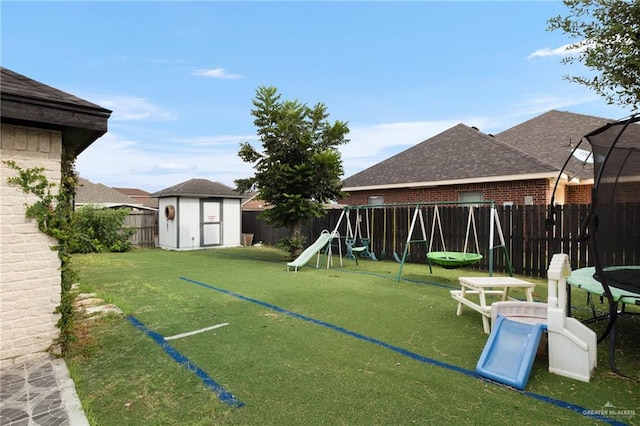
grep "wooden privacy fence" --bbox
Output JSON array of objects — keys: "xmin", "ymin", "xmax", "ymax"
[
  {"xmin": 124, "ymin": 210, "xmax": 158, "ymax": 247},
  {"xmin": 243, "ymin": 203, "xmax": 640, "ymax": 278}
]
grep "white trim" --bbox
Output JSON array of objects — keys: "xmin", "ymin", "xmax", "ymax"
[
  {"xmin": 343, "ymin": 172, "xmax": 590, "ymax": 192},
  {"xmin": 75, "ymin": 202, "xmax": 157, "ymax": 211}
]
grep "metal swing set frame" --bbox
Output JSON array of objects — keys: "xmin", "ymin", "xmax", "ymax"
[{"xmin": 325, "ymin": 202, "xmax": 513, "ymax": 279}]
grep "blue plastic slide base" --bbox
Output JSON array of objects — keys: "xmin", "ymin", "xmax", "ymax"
[{"xmin": 476, "ymin": 315, "xmax": 547, "ymax": 390}]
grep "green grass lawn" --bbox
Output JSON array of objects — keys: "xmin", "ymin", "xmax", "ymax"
[{"xmin": 68, "ymin": 247, "xmax": 640, "ymax": 425}]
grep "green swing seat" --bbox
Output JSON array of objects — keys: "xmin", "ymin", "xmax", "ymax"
[{"xmin": 427, "ymin": 251, "xmax": 483, "ymax": 269}]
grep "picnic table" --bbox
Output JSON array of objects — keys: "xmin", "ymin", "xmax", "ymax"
[{"xmin": 450, "ymin": 276, "xmax": 536, "ymax": 333}]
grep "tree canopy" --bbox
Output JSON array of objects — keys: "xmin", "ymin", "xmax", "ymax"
[
  {"xmin": 548, "ymin": 0, "xmax": 640, "ymax": 110},
  {"xmin": 235, "ymin": 86, "xmax": 349, "ymax": 256}
]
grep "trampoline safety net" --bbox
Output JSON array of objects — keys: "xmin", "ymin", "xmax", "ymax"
[{"xmin": 584, "ymin": 115, "xmax": 640, "ymax": 294}]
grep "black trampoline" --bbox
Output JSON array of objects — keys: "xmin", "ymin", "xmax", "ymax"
[{"xmin": 551, "ymin": 114, "xmax": 640, "ymax": 378}]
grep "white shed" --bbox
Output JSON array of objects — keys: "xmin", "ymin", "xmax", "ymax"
[{"xmin": 152, "ymin": 178, "xmax": 244, "ymax": 250}]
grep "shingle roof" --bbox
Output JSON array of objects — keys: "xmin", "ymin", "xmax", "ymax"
[
  {"xmin": 76, "ymin": 178, "xmax": 141, "ymax": 205},
  {"xmin": 496, "ymin": 110, "xmax": 612, "ymax": 179},
  {"xmin": 1, "ymin": 67, "xmax": 106, "ymax": 110},
  {"xmin": 113, "ymin": 187, "xmax": 159, "ymax": 208},
  {"xmin": 343, "ymin": 123, "xmax": 556, "ymax": 189},
  {"xmin": 1, "ymin": 67, "xmax": 111, "ymax": 155},
  {"xmin": 343, "ymin": 110, "xmax": 616, "ymax": 190},
  {"xmin": 151, "ymin": 178, "xmax": 245, "ymax": 199}
]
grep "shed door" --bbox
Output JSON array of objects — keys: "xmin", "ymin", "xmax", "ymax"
[{"xmin": 201, "ymin": 200, "xmax": 221, "ymax": 246}]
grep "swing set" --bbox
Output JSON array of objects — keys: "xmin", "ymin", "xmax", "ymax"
[
  {"xmin": 426, "ymin": 204, "xmax": 483, "ymax": 268},
  {"xmin": 395, "ymin": 201, "xmax": 512, "ymax": 281},
  {"xmin": 328, "ymin": 202, "xmax": 513, "ymax": 280},
  {"xmin": 342, "ymin": 207, "xmax": 377, "ymax": 262}
]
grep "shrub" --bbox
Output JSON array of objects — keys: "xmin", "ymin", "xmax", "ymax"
[{"xmin": 70, "ymin": 205, "xmax": 136, "ymax": 253}]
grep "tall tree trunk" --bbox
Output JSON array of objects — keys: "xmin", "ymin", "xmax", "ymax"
[{"xmin": 290, "ymin": 220, "xmax": 304, "ymax": 259}]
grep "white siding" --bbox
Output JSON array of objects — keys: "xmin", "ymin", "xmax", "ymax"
[
  {"xmin": 178, "ymin": 198, "xmax": 200, "ymax": 250},
  {"xmin": 158, "ymin": 197, "xmax": 178, "ymax": 249},
  {"xmin": 223, "ymin": 198, "xmax": 241, "ymax": 246},
  {"xmin": 157, "ymin": 196, "xmax": 242, "ymax": 250}
]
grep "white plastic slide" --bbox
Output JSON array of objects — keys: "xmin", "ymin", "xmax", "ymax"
[{"xmin": 287, "ymin": 230, "xmax": 335, "ymax": 272}]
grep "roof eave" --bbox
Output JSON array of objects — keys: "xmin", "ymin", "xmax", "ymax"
[
  {"xmin": 343, "ymin": 172, "xmax": 561, "ymax": 192},
  {"xmin": 152, "ymin": 192, "xmax": 245, "ymax": 199},
  {"xmin": 1, "ymin": 94, "xmax": 111, "ymax": 156}
]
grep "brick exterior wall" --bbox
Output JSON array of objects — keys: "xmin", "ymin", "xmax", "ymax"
[
  {"xmin": 565, "ymin": 184, "xmax": 591, "ymax": 205},
  {"xmin": 342, "ymin": 179, "xmax": 554, "ymax": 206},
  {"xmin": 1, "ymin": 124, "xmax": 63, "ymax": 364}
]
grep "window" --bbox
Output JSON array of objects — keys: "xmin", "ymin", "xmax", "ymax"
[
  {"xmin": 459, "ymin": 192, "xmax": 483, "ymax": 203},
  {"xmin": 368, "ymin": 195, "xmax": 385, "ymax": 206}
]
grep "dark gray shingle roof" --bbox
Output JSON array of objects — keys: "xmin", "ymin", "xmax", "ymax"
[
  {"xmin": 1, "ymin": 67, "xmax": 111, "ymax": 155},
  {"xmin": 151, "ymin": 178, "xmax": 244, "ymax": 199},
  {"xmin": 1, "ymin": 67, "xmax": 106, "ymax": 110},
  {"xmin": 496, "ymin": 110, "xmax": 612, "ymax": 179},
  {"xmin": 76, "ymin": 177, "xmax": 141, "ymax": 205},
  {"xmin": 343, "ymin": 123, "xmax": 556, "ymax": 188}
]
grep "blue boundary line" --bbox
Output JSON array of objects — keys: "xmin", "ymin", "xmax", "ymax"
[
  {"xmin": 179, "ymin": 276, "xmax": 627, "ymax": 426},
  {"xmin": 126, "ymin": 315, "xmax": 245, "ymax": 408}
]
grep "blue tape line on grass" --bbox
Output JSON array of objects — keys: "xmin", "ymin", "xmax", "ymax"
[
  {"xmin": 180, "ymin": 276, "xmax": 472, "ymax": 375},
  {"xmin": 126, "ymin": 315, "xmax": 244, "ymax": 408},
  {"xmin": 179, "ymin": 276, "xmax": 627, "ymax": 425}
]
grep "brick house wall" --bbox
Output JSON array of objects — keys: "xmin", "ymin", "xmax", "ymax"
[
  {"xmin": 342, "ymin": 179, "xmax": 554, "ymax": 206},
  {"xmin": 1, "ymin": 124, "xmax": 63, "ymax": 364},
  {"xmin": 562, "ymin": 183, "xmax": 640, "ymax": 204},
  {"xmin": 565, "ymin": 185, "xmax": 591, "ymax": 205}
]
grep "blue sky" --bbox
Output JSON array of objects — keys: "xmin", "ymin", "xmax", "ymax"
[{"xmin": 2, "ymin": 1, "xmax": 632, "ymax": 193}]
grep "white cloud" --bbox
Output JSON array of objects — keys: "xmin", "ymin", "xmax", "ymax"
[
  {"xmin": 527, "ymin": 40, "xmax": 592, "ymax": 59},
  {"xmin": 192, "ymin": 67, "xmax": 243, "ymax": 79},
  {"xmin": 511, "ymin": 93, "xmax": 599, "ymax": 116},
  {"xmin": 75, "ymin": 132, "xmax": 255, "ymax": 192},
  {"xmin": 75, "ymin": 116, "xmax": 514, "ymax": 191},
  {"xmin": 175, "ymin": 134, "xmax": 257, "ymax": 147},
  {"xmin": 340, "ymin": 117, "xmax": 495, "ymax": 177},
  {"xmin": 154, "ymin": 162, "xmax": 197, "ymax": 173},
  {"xmin": 99, "ymin": 96, "xmax": 177, "ymax": 121}
]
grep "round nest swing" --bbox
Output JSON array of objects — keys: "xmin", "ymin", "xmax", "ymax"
[{"xmin": 427, "ymin": 251, "xmax": 483, "ymax": 269}]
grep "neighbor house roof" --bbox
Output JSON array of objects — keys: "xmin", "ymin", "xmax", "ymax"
[
  {"xmin": 76, "ymin": 177, "xmax": 156, "ymax": 210},
  {"xmin": 0, "ymin": 67, "xmax": 112, "ymax": 156},
  {"xmin": 241, "ymin": 192, "xmax": 271, "ymax": 210},
  {"xmin": 343, "ymin": 110, "xmax": 616, "ymax": 191},
  {"xmin": 151, "ymin": 178, "xmax": 245, "ymax": 199},
  {"xmin": 496, "ymin": 110, "xmax": 612, "ymax": 181},
  {"xmin": 113, "ymin": 187, "xmax": 159, "ymax": 208},
  {"xmin": 343, "ymin": 123, "xmax": 558, "ymax": 191}
]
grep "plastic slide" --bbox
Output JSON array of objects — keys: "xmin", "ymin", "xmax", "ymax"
[
  {"xmin": 476, "ymin": 315, "xmax": 547, "ymax": 390},
  {"xmin": 287, "ymin": 231, "xmax": 334, "ymax": 272}
]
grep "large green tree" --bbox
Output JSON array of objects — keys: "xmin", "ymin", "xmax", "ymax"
[
  {"xmin": 235, "ymin": 86, "xmax": 349, "ymax": 258},
  {"xmin": 548, "ymin": 0, "xmax": 640, "ymax": 110}
]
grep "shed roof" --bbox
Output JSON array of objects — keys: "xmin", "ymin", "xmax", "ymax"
[
  {"xmin": 151, "ymin": 178, "xmax": 245, "ymax": 199},
  {"xmin": 0, "ymin": 67, "xmax": 111, "ymax": 156},
  {"xmin": 343, "ymin": 123, "xmax": 557, "ymax": 190}
]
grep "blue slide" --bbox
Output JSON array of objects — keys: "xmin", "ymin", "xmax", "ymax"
[{"xmin": 476, "ymin": 315, "xmax": 547, "ymax": 390}]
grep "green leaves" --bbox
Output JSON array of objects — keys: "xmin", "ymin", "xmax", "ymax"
[
  {"xmin": 548, "ymin": 0, "xmax": 640, "ymax": 110},
  {"xmin": 69, "ymin": 205, "xmax": 136, "ymax": 253},
  {"xmin": 235, "ymin": 86, "xmax": 350, "ymax": 256},
  {"xmin": 3, "ymin": 157, "xmax": 79, "ymax": 354}
]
